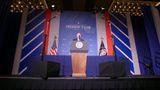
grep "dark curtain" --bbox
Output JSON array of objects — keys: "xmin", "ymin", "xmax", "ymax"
[
  {"xmin": 157, "ymin": 6, "xmax": 160, "ymax": 16},
  {"xmin": 131, "ymin": 16, "xmax": 152, "ymax": 75},
  {"xmin": 131, "ymin": 6, "xmax": 160, "ymax": 75},
  {"xmin": 143, "ymin": 6, "xmax": 160, "ymax": 75},
  {"xmin": 0, "ymin": 0, "xmax": 21, "ymax": 75}
]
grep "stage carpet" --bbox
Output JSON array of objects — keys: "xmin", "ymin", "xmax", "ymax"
[{"xmin": 0, "ymin": 76, "xmax": 160, "ymax": 90}]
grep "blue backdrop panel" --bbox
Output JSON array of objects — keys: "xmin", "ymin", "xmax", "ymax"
[
  {"xmin": 19, "ymin": 10, "xmax": 46, "ymax": 75},
  {"xmin": 27, "ymin": 10, "xmax": 43, "ymax": 23},
  {"xmin": 110, "ymin": 13, "xmax": 134, "ymax": 73},
  {"xmin": 58, "ymin": 11, "xmax": 97, "ymax": 56}
]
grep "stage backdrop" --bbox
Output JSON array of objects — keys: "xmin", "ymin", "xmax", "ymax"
[
  {"xmin": 48, "ymin": 11, "xmax": 107, "ymax": 56},
  {"xmin": 15, "ymin": 7, "xmax": 160, "ymax": 75},
  {"xmin": 58, "ymin": 11, "xmax": 97, "ymax": 55}
]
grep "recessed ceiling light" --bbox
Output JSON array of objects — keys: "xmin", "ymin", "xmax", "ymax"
[
  {"xmin": 101, "ymin": 7, "xmax": 105, "ymax": 10},
  {"xmin": 51, "ymin": 5, "xmax": 55, "ymax": 8}
]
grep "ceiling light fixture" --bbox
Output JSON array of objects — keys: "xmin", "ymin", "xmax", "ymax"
[
  {"xmin": 108, "ymin": 0, "xmax": 158, "ymax": 16},
  {"xmin": 10, "ymin": 0, "xmax": 48, "ymax": 13},
  {"xmin": 51, "ymin": 4, "xmax": 55, "ymax": 8}
]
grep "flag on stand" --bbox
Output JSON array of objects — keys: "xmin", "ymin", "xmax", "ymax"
[
  {"xmin": 99, "ymin": 39, "xmax": 107, "ymax": 56},
  {"xmin": 49, "ymin": 36, "xmax": 58, "ymax": 55}
]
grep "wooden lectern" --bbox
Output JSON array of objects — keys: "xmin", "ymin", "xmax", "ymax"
[{"xmin": 70, "ymin": 40, "xmax": 88, "ymax": 77}]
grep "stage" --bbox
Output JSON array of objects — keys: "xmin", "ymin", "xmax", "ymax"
[
  {"xmin": 0, "ymin": 76, "xmax": 160, "ymax": 90},
  {"xmin": 22, "ymin": 55, "xmax": 131, "ymax": 77}
]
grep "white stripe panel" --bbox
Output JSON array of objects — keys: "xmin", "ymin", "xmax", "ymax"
[
  {"xmin": 111, "ymin": 21, "xmax": 129, "ymax": 39},
  {"xmin": 115, "ymin": 45, "xmax": 133, "ymax": 63},
  {"xmin": 112, "ymin": 32, "xmax": 131, "ymax": 51},
  {"xmin": 19, "ymin": 67, "xmax": 28, "ymax": 75},
  {"xmin": 26, "ymin": 10, "xmax": 45, "ymax": 25},
  {"xmin": 96, "ymin": 13, "xmax": 107, "ymax": 55},
  {"xmin": 23, "ymin": 30, "xmax": 44, "ymax": 49},
  {"xmin": 48, "ymin": 11, "xmax": 61, "ymax": 55},
  {"xmin": 111, "ymin": 14, "xmax": 127, "ymax": 28},
  {"xmin": 151, "ymin": 6, "xmax": 160, "ymax": 44},
  {"xmin": 28, "ymin": 9, "xmax": 34, "ymax": 15},
  {"xmin": 126, "ymin": 13, "xmax": 141, "ymax": 74},
  {"xmin": 25, "ymin": 19, "xmax": 45, "ymax": 37},
  {"xmin": 12, "ymin": 8, "xmax": 28, "ymax": 75},
  {"xmin": 120, "ymin": 13, "xmax": 126, "ymax": 18},
  {"xmin": 20, "ymin": 42, "xmax": 43, "ymax": 62},
  {"xmin": 130, "ymin": 70, "xmax": 135, "ymax": 75}
]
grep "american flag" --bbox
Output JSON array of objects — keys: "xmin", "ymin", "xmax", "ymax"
[
  {"xmin": 99, "ymin": 39, "xmax": 107, "ymax": 56},
  {"xmin": 49, "ymin": 36, "xmax": 58, "ymax": 55}
]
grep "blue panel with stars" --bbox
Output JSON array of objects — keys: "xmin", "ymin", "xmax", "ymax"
[{"xmin": 58, "ymin": 11, "xmax": 97, "ymax": 56}]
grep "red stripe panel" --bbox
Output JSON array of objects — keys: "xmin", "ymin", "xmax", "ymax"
[
  {"xmin": 44, "ymin": 9, "xmax": 52, "ymax": 55},
  {"xmin": 105, "ymin": 12, "xmax": 114, "ymax": 56}
]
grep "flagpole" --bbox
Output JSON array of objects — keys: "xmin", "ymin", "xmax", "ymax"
[
  {"xmin": 41, "ymin": 33, "xmax": 47, "ymax": 62},
  {"xmin": 111, "ymin": 34, "xmax": 117, "ymax": 61},
  {"xmin": 41, "ymin": 15, "xmax": 56, "ymax": 61},
  {"xmin": 41, "ymin": 20, "xmax": 49, "ymax": 61}
]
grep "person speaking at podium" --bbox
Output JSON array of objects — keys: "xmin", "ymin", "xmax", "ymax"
[
  {"xmin": 73, "ymin": 32, "xmax": 84, "ymax": 41},
  {"xmin": 73, "ymin": 32, "xmax": 84, "ymax": 49},
  {"xmin": 70, "ymin": 32, "xmax": 88, "ymax": 77}
]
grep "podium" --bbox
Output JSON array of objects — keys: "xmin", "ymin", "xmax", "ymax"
[{"xmin": 70, "ymin": 40, "xmax": 88, "ymax": 77}]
